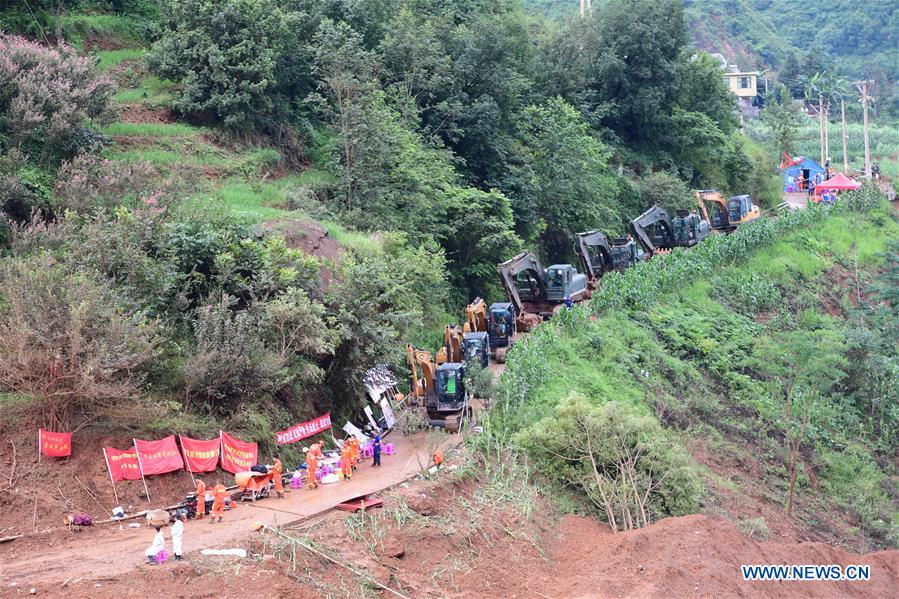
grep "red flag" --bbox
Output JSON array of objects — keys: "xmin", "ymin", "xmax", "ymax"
[
  {"xmin": 39, "ymin": 429, "xmax": 71, "ymax": 457},
  {"xmin": 276, "ymin": 413, "xmax": 332, "ymax": 445},
  {"xmin": 179, "ymin": 435, "xmax": 220, "ymax": 473},
  {"xmin": 134, "ymin": 435, "xmax": 184, "ymax": 476},
  {"xmin": 220, "ymin": 431, "xmax": 257, "ymax": 474},
  {"xmin": 103, "ymin": 446, "xmax": 142, "ymax": 482}
]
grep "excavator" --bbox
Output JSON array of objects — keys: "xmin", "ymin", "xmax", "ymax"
[
  {"xmin": 406, "ymin": 344, "xmax": 470, "ymax": 432},
  {"xmin": 629, "ymin": 205, "xmax": 710, "ymax": 256},
  {"xmin": 574, "ymin": 230, "xmax": 614, "ymax": 287},
  {"xmin": 576, "ymin": 230, "xmax": 645, "ymax": 274},
  {"xmin": 461, "ymin": 298, "xmax": 490, "ymax": 368},
  {"xmin": 462, "ymin": 297, "xmax": 516, "ymax": 365},
  {"xmin": 694, "ymin": 190, "xmax": 761, "ymax": 233},
  {"xmin": 436, "ymin": 324, "xmax": 464, "ymax": 365},
  {"xmin": 497, "ymin": 251, "xmax": 588, "ymax": 331},
  {"xmin": 610, "ymin": 237, "xmax": 646, "ymax": 270}
]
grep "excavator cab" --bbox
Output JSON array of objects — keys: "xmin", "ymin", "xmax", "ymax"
[
  {"xmin": 727, "ymin": 195, "xmax": 760, "ymax": 225},
  {"xmin": 672, "ymin": 210, "xmax": 710, "ymax": 247},
  {"xmin": 610, "ymin": 238, "xmax": 645, "ymax": 271},
  {"xmin": 488, "ymin": 302, "xmax": 515, "ymax": 347},
  {"xmin": 434, "ymin": 363, "xmax": 467, "ymax": 413},
  {"xmin": 545, "ymin": 264, "xmax": 587, "ymax": 301},
  {"xmin": 462, "ymin": 332, "xmax": 490, "ymax": 368}
]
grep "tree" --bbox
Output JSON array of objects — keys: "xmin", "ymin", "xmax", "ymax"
[
  {"xmin": 309, "ymin": 19, "xmax": 379, "ymax": 211},
  {"xmin": 589, "ymin": 0, "xmax": 687, "ymax": 144},
  {"xmin": 149, "ymin": 0, "xmax": 288, "ymax": 127},
  {"xmin": 678, "ymin": 53, "xmax": 738, "ymax": 137},
  {"xmin": 0, "ymin": 257, "xmax": 159, "ymax": 429},
  {"xmin": 442, "ymin": 187, "xmax": 521, "ymax": 302},
  {"xmin": 752, "ymin": 327, "xmax": 848, "ymax": 515},
  {"xmin": 779, "ymin": 51, "xmax": 804, "ymax": 99},
  {"xmin": 258, "ymin": 288, "xmax": 339, "ymax": 388},
  {"xmin": 640, "ymin": 171, "xmax": 693, "ymax": 214},
  {"xmin": 518, "ymin": 394, "xmax": 701, "ymax": 532},
  {"xmin": 502, "ymin": 97, "xmax": 619, "ymax": 261},
  {"xmin": 762, "ymin": 85, "xmax": 804, "ymax": 156},
  {"xmin": 325, "ymin": 236, "xmax": 448, "ymax": 416},
  {"xmin": 184, "ymin": 295, "xmax": 282, "ymax": 411}
]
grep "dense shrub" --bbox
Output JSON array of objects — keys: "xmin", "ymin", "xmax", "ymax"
[
  {"xmin": 0, "ymin": 255, "xmax": 159, "ymax": 429},
  {"xmin": 184, "ymin": 296, "xmax": 283, "ymax": 410},
  {"xmin": 518, "ymin": 395, "xmax": 702, "ymax": 529},
  {"xmin": 149, "ymin": 0, "xmax": 288, "ymax": 127},
  {"xmin": 54, "ymin": 155, "xmax": 157, "ymax": 214},
  {"xmin": 0, "ymin": 34, "xmax": 115, "ymax": 162}
]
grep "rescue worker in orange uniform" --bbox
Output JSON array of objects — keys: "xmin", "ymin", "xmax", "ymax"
[
  {"xmin": 349, "ymin": 437, "xmax": 360, "ymax": 470},
  {"xmin": 271, "ymin": 457, "xmax": 285, "ymax": 497},
  {"xmin": 304, "ymin": 448, "xmax": 319, "ymax": 489},
  {"xmin": 433, "ymin": 449, "xmax": 444, "ymax": 467},
  {"xmin": 195, "ymin": 479, "xmax": 206, "ymax": 519},
  {"xmin": 211, "ymin": 481, "xmax": 228, "ymax": 523},
  {"xmin": 309, "ymin": 442, "xmax": 324, "ymax": 459},
  {"xmin": 340, "ymin": 441, "xmax": 353, "ymax": 480}
]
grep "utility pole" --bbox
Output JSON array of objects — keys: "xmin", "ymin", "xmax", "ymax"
[
  {"xmin": 840, "ymin": 98, "xmax": 848, "ymax": 173},
  {"xmin": 579, "ymin": 0, "xmax": 592, "ymax": 18},
  {"xmin": 824, "ymin": 102, "xmax": 829, "ymax": 167},
  {"xmin": 855, "ymin": 80, "xmax": 872, "ymax": 178},
  {"xmin": 818, "ymin": 95, "xmax": 825, "ymax": 166}
]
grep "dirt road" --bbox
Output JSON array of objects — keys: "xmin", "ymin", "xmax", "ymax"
[{"xmin": 0, "ymin": 433, "xmax": 437, "ymax": 586}]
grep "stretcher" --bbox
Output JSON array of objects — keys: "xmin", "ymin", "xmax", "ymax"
[{"xmin": 234, "ymin": 470, "xmax": 273, "ymax": 501}]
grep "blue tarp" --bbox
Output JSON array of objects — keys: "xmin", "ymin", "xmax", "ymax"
[{"xmin": 782, "ymin": 157, "xmax": 826, "ymax": 192}]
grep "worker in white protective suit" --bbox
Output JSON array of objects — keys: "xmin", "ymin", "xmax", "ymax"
[
  {"xmin": 171, "ymin": 513, "xmax": 185, "ymax": 561},
  {"xmin": 145, "ymin": 527, "xmax": 165, "ymax": 564}
]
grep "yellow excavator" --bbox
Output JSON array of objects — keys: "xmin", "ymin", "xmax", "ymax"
[
  {"xmin": 694, "ymin": 190, "xmax": 761, "ymax": 233},
  {"xmin": 406, "ymin": 344, "xmax": 470, "ymax": 431},
  {"xmin": 436, "ymin": 324, "xmax": 464, "ymax": 365}
]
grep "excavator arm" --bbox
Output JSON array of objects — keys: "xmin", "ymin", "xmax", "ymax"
[
  {"xmin": 574, "ymin": 230, "xmax": 614, "ymax": 283},
  {"xmin": 497, "ymin": 251, "xmax": 546, "ymax": 321},
  {"xmin": 436, "ymin": 324, "xmax": 464, "ymax": 364},
  {"xmin": 629, "ymin": 205, "xmax": 674, "ymax": 255},
  {"xmin": 463, "ymin": 298, "xmax": 488, "ymax": 334},
  {"xmin": 694, "ymin": 190, "xmax": 733, "ymax": 232},
  {"xmin": 406, "ymin": 344, "xmax": 435, "ymax": 402}
]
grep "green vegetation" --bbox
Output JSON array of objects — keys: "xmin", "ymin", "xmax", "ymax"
[
  {"xmin": 748, "ymin": 117, "xmax": 899, "ymax": 181},
  {"xmin": 102, "ymin": 122, "xmax": 204, "ymax": 137},
  {"xmin": 94, "ymin": 48, "xmax": 145, "ymax": 71},
  {"xmin": 489, "ymin": 190, "xmax": 899, "ymax": 547}
]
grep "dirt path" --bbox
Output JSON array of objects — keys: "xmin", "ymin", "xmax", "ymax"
[{"xmin": 0, "ymin": 433, "xmax": 437, "ymax": 586}]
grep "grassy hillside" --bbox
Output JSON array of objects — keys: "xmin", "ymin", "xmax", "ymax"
[{"xmin": 488, "ymin": 194, "xmax": 899, "ymax": 549}]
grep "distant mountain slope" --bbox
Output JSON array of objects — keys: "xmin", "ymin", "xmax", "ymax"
[
  {"xmin": 525, "ymin": 1, "xmax": 897, "ymax": 82},
  {"xmin": 685, "ymin": 0, "xmax": 897, "ymax": 81}
]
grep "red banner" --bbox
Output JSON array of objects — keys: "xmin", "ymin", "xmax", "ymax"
[
  {"xmin": 103, "ymin": 446, "xmax": 142, "ymax": 482},
  {"xmin": 39, "ymin": 429, "xmax": 72, "ymax": 457},
  {"xmin": 276, "ymin": 413, "xmax": 332, "ymax": 445},
  {"xmin": 220, "ymin": 431, "xmax": 257, "ymax": 474},
  {"xmin": 134, "ymin": 435, "xmax": 184, "ymax": 476},
  {"xmin": 179, "ymin": 435, "xmax": 219, "ymax": 473}
]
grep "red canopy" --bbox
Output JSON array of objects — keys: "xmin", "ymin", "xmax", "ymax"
[{"xmin": 816, "ymin": 172, "xmax": 861, "ymax": 191}]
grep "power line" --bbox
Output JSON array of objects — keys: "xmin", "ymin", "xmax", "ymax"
[{"xmin": 22, "ymin": 0, "xmax": 53, "ymax": 46}]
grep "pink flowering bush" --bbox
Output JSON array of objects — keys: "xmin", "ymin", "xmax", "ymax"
[
  {"xmin": 0, "ymin": 34, "xmax": 116, "ymax": 161},
  {"xmin": 54, "ymin": 155, "xmax": 157, "ymax": 214}
]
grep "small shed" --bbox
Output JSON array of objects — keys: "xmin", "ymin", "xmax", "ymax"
[{"xmin": 782, "ymin": 156, "xmax": 826, "ymax": 192}]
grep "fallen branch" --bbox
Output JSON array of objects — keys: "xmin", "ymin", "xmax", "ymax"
[
  {"xmin": 74, "ymin": 475, "xmax": 112, "ymax": 517},
  {"xmin": 6, "ymin": 440, "xmax": 17, "ymax": 489},
  {"xmin": 263, "ymin": 525, "xmax": 411, "ymax": 599}
]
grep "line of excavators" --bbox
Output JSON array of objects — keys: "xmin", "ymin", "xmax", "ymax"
[{"xmin": 402, "ymin": 190, "xmax": 761, "ymax": 430}]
